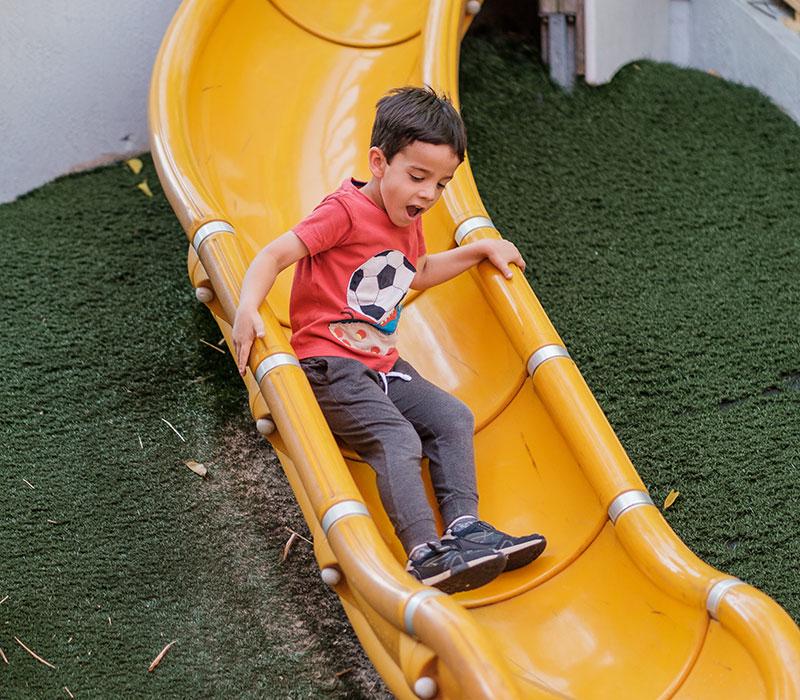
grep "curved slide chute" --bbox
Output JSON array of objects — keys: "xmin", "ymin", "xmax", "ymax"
[{"xmin": 149, "ymin": 1, "xmax": 800, "ymax": 697}]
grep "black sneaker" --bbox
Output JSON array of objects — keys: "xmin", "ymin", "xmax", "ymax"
[
  {"xmin": 405, "ymin": 540, "xmax": 508, "ymax": 594},
  {"xmin": 443, "ymin": 519, "xmax": 547, "ymax": 572}
]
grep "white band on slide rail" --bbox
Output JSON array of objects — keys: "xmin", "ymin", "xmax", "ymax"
[
  {"xmin": 404, "ymin": 589, "xmax": 445, "ymax": 636},
  {"xmin": 321, "ymin": 500, "xmax": 370, "ymax": 536},
  {"xmin": 526, "ymin": 344, "xmax": 571, "ymax": 377},
  {"xmin": 193, "ymin": 220, "xmax": 235, "ymax": 250},
  {"xmin": 254, "ymin": 353, "xmax": 300, "ymax": 383},
  {"xmin": 707, "ymin": 578, "xmax": 744, "ymax": 619},
  {"xmin": 608, "ymin": 490, "xmax": 654, "ymax": 524},
  {"xmin": 454, "ymin": 216, "xmax": 495, "ymax": 245}
]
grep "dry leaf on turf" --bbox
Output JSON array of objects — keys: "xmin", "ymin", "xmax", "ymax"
[
  {"xmin": 125, "ymin": 158, "xmax": 143, "ymax": 174},
  {"xmin": 137, "ymin": 180, "xmax": 153, "ymax": 197},
  {"xmin": 185, "ymin": 460, "xmax": 207, "ymax": 477},
  {"xmin": 663, "ymin": 490, "xmax": 680, "ymax": 510}
]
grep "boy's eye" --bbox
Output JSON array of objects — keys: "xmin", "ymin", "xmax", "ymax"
[
  {"xmin": 436, "ymin": 182, "xmax": 446, "ymax": 190},
  {"xmin": 410, "ymin": 174, "xmax": 424, "ymax": 182}
]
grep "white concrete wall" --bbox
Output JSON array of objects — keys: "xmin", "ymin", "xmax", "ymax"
[
  {"xmin": 0, "ymin": 1, "xmax": 182, "ymax": 203},
  {"xmin": 585, "ymin": 0, "xmax": 672, "ymax": 85},
  {"xmin": 4, "ymin": 1, "xmax": 798, "ymax": 205},
  {"xmin": 669, "ymin": 0, "xmax": 692, "ymax": 67},
  {"xmin": 584, "ymin": 0, "xmax": 800, "ymax": 126},
  {"xmin": 688, "ymin": 0, "xmax": 800, "ymax": 125}
]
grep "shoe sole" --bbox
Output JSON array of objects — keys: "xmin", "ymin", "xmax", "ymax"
[
  {"xmin": 500, "ymin": 537, "xmax": 547, "ymax": 572},
  {"xmin": 423, "ymin": 552, "xmax": 508, "ymax": 594}
]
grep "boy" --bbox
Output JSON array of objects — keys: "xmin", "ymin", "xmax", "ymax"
[{"xmin": 232, "ymin": 86, "xmax": 546, "ymax": 594}]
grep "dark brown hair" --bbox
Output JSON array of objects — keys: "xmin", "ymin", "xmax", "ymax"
[{"xmin": 371, "ymin": 86, "xmax": 467, "ymax": 163}]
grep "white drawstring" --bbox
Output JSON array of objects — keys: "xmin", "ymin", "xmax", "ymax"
[{"xmin": 377, "ymin": 370, "xmax": 412, "ymax": 394}]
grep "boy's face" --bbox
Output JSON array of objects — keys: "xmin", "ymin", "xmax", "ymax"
[{"xmin": 368, "ymin": 140, "xmax": 461, "ymax": 227}]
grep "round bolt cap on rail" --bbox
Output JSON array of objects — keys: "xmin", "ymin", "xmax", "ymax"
[
  {"xmin": 414, "ymin": 676, "xmax": 437, "ymax": 699},
  {"xmin": 256, "ymin": 418, "xmax": 276, "ymax": 436},
  {"xmin": 320, "ymin": 567, "xmax": 341, "ymax": 587},
  {"xmin": 195, "ymin": 286, "xmax": 215, "ymax": 303}
]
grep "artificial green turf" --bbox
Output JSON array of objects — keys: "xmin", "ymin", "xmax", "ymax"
[
  {"xmin": 2, "ymin": 29, "xmax": 799, "ymax": 699},
  {"xmin": 1, "ymin": 158, "xmax": 385, "ymax": 697}
]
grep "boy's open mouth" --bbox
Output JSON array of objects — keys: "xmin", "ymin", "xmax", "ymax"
[{"xmin": 406, "ymin": 205, "xmax": 423, "ymax": 218}]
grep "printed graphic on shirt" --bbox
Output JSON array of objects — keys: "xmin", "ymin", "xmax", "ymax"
[{"xmin": 328, "ymin": 250, "xmax": 416, "ymax": 356}]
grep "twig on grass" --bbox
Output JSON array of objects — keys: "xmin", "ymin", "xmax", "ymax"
[
  {"xmin": 64, "ymin": 687, "xmax": 74, "ymax": 698},
  {"xmin": 14, "ymin": 637, "xmax": 56, "ymax": 668},
  {"xmin": 334, "ymin": 667, "xmax": 353, "ymax": 678},
  {"xmin": 0, "ymin": 647, "xmax": 8, "ymax": 664},
  {"xmin": 0, "ymin": 595, "xmax": 8, "ymax": 605},
  {"xmin": 282, "ymin": 532, "xmax": 299, "ymax": 561},
  {"xmin": 148, "ymin": 641, "xmax": 176, "ymax": 672},
  {"xmin": 281, "ymin": 527, "xmax": 313, "ymax": 561},
  {"xmin": 160, "ymin": 418, "xmax": 185, "ymax": 442},
  {"xmin": 22, "ymin": 479, "xmax": 35, "ymax": 489},
  {"xmin": 284, "ymin": 527, "xmax": 313, "ymax": 545},
  {"xmin": 199, "ymin": 338, "xmax": 225, "ymax": 354}
]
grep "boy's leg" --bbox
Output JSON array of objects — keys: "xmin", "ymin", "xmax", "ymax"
[
  {"xmin": 384, "ymin": 359, "xmax": 479, "ymax": 527},
  {"xmin": 385, "ymin": 359, "xmax": 547, "ymax": 571},
  {"xmin": 302, "ymin": 356, "xmax": 508, "ymax": 593},
  {"xmin": 300, "ymin": 356, "xmax": 439, "ymax": 553}
]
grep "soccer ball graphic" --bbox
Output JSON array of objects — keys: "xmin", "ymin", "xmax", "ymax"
[{"xmin": 347, "ymin": 250, "xmax": 416, "ymax": 326}]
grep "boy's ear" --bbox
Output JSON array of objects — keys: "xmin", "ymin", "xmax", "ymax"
[{"xmin": 367, "ymin": 146, "xmax": 388, "ymax": 178}]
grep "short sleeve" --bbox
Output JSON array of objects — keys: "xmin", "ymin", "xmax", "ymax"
[
  {"xmin": 292, "ymin": 197, "xmax": 352, "ymax": 256},
  {"xmin": 416, "ymin": 217, "xmax": 427, "ymax": 257}
]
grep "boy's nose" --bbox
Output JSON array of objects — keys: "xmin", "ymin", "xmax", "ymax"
[{"xmin": 419, "ymin": 185, "xmax": 436, "ymax": 202}]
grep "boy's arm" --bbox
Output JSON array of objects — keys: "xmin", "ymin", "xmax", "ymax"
[
  {"xmin": 411, "ymin": 239, "xmax": 526, "ymax": 291},
  {"xmin": 232, "ymin": 231, "xmax": 309, "ymax": 376}
]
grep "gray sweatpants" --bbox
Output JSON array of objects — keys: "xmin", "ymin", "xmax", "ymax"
[{"xmin": 300, "ymin": 356, "xmax": 479, "ymax": 554}]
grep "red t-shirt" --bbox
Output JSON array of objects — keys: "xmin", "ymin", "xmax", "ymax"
[{"xmin": 289, "ymin": 178, "xmax": 426, "ymax": 372}]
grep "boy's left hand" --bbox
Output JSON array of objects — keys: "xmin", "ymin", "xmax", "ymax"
[{"xmin": 483, "ymin": 239, "xmax": 526, "ymax": 279}]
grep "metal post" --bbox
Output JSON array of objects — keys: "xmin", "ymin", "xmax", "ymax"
[
  {"xmin": 539, "ymin": 0, "xmax": 582, "ymax": 92},
  {"xmin": 548, "ymin": 13, "xmax": 575, "ymax": 91}
]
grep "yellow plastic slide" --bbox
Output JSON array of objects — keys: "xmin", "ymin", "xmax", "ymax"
[{"xmin": 149, "ymin": 1, "xmax": 800, "ymax": 697}]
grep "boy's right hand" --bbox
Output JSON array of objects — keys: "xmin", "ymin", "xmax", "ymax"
[{"xmin": 232, "ymin": 306, "xmax": 265, "ymax": 377}]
